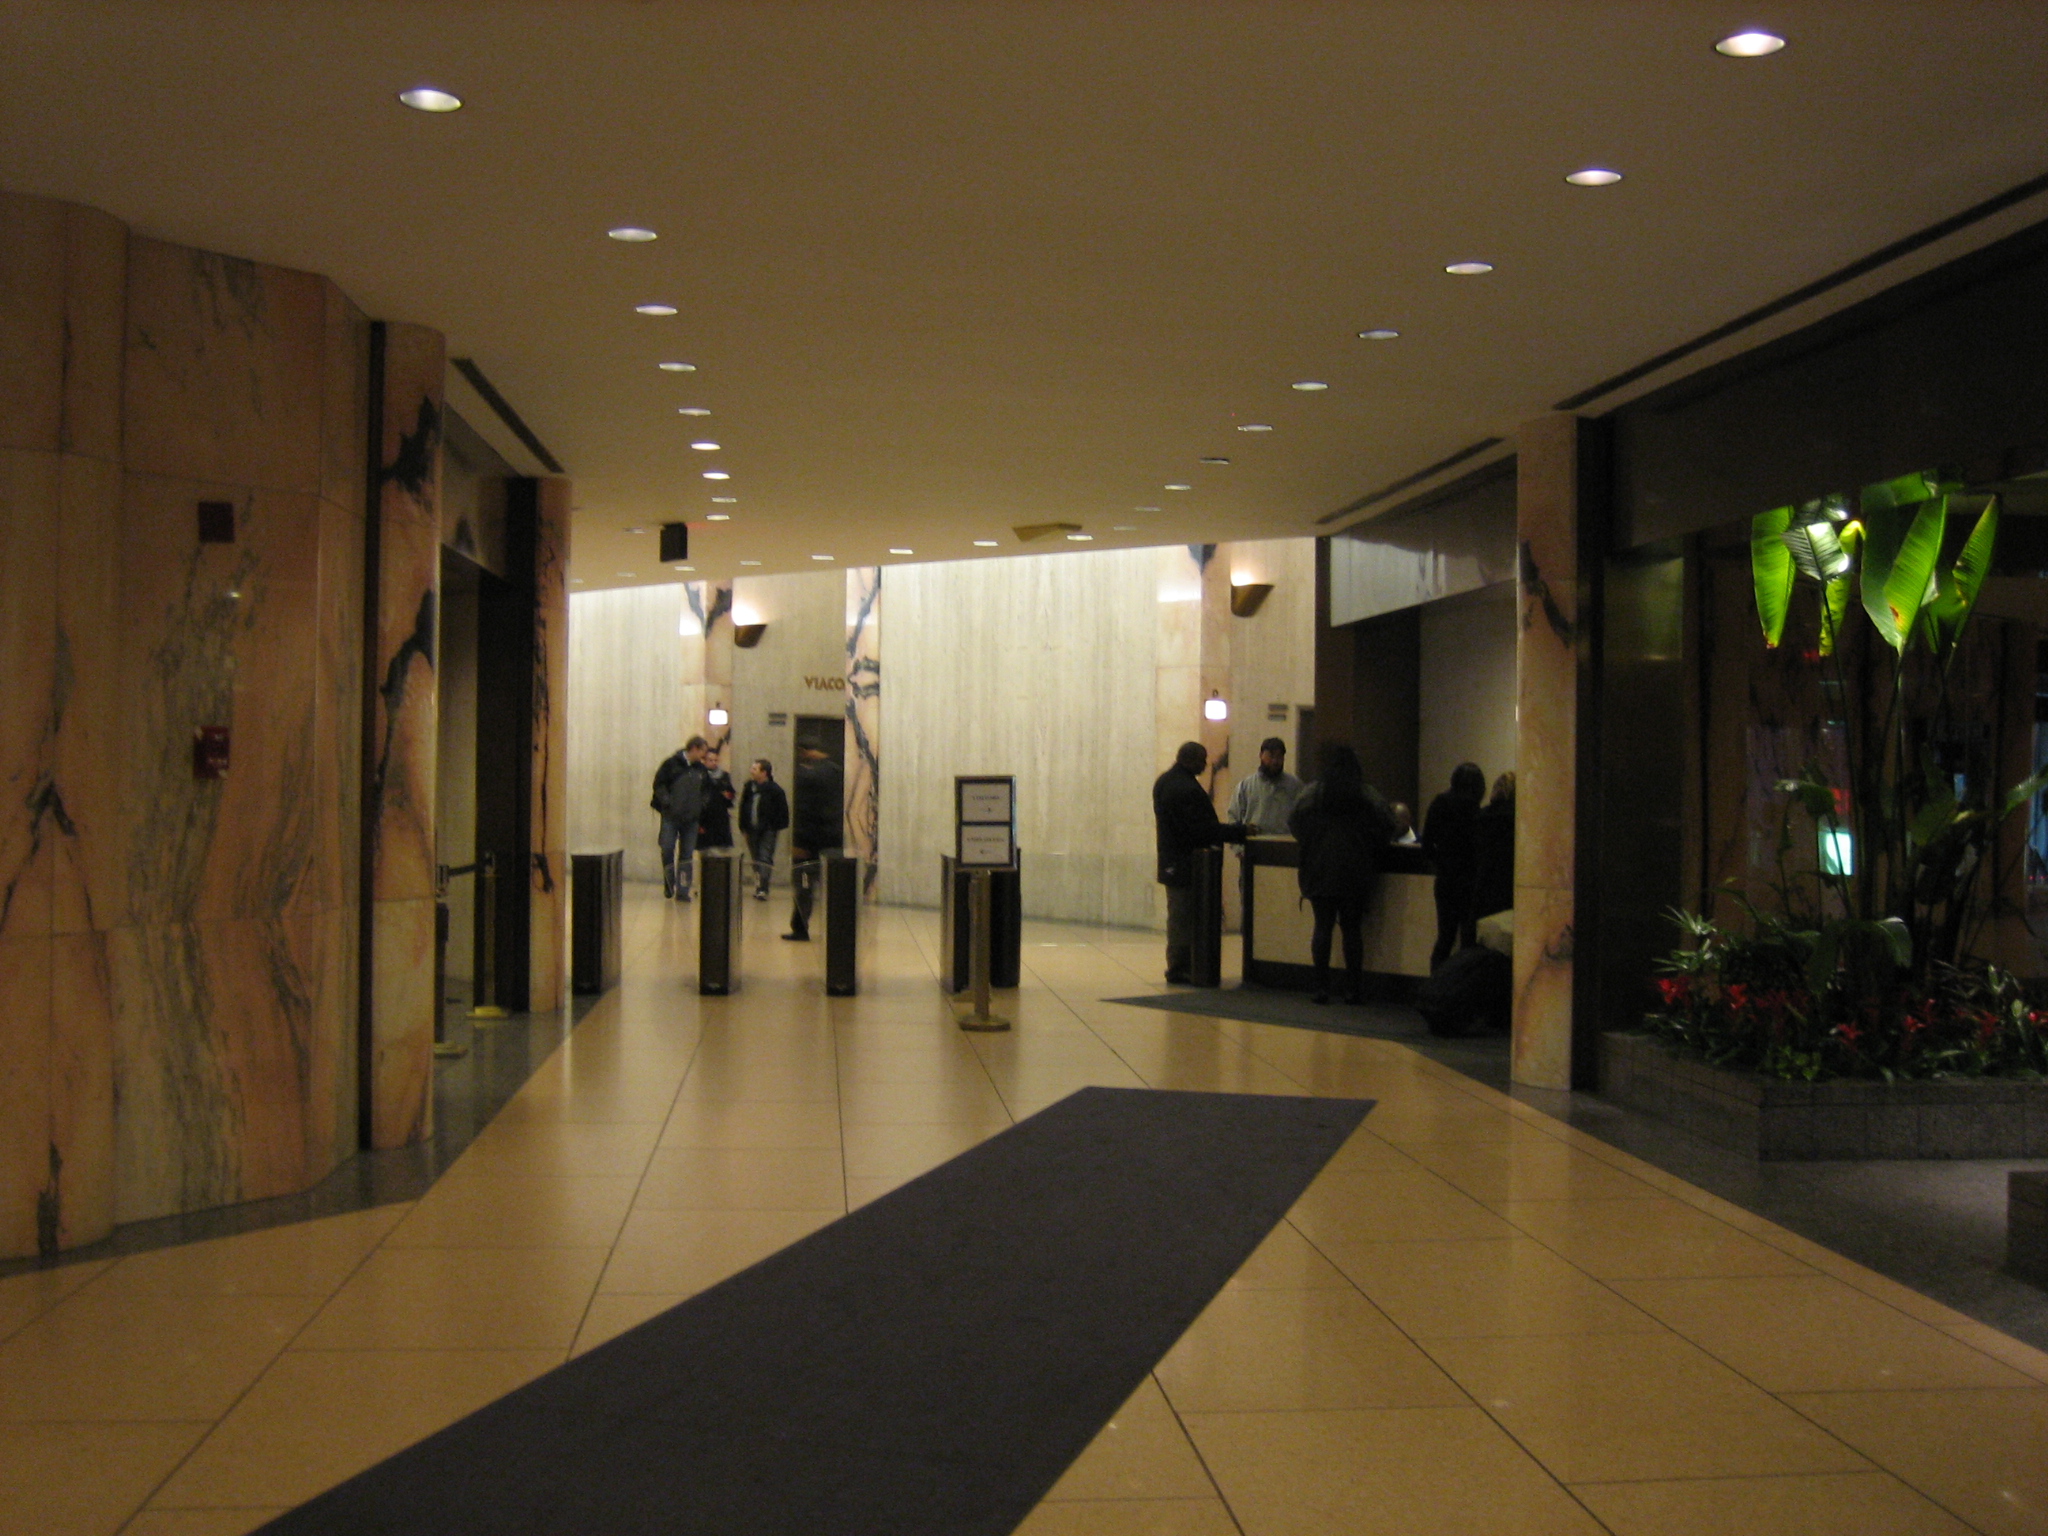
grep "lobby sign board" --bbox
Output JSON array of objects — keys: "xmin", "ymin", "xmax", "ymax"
[{"xmin": 956, "ymin": 776, "xmax": 1016, "ymax": 869}]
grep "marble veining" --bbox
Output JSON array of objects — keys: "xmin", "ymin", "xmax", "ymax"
[
  {"xmin": 527, "ymin": 478, "xmax": 571, "ymax": 1012},
  {"xmin": 845, "ymin": 567, "xmax": 881, "ymax": 894}
]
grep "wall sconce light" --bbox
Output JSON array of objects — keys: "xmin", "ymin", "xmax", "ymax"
[
  {"xmin": 734, "ymin": 623, "xmax": 768, "ymax": 649},
  {"xmin": 708, "ymin": 704, "xmax": 730, "ymax": 728},
  {"xmin": 1203, "ymin": 692, "xmax": 1229, "ymax": 722},
  {"xmin": 1229, "ymin": 582, "xmax": 1273, "ymax": 618}
]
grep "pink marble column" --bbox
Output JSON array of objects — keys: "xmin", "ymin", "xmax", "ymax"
[
  {"xmin": 678, "ymin": 580, "xmax": 735, "ymax": 748},
  {"xmin": 845, "ymin": 567, "xmax": 881, "ymax": 893},
  {"xmin": 366, "ymin": 323, "xmax": 444, "ymax": 1148},
  {"xmin": 528, "ymin": 477, "xmax": 571, "ymax": 1012},
  {"xmin": 1513, "ymin": 414, "xmax": 1583, "ymax": 1091}
]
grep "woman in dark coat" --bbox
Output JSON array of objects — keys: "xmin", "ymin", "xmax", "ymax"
[
  {"xmin": 1288, "ymin": 743, "xmax": 1395, "ymax": 1005},
  {"xmin": 1423, "ymin": 761, "xmax": 1485, "ymax": 971}
]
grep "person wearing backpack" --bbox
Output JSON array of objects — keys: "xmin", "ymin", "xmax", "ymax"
[
  {"xmin": 1288, "ymin": 742, "xmax": 1396, "ymax": 1005},
  {"xmin": 650, "ymin": 736, "xmax": 710, "ymax": 900}
]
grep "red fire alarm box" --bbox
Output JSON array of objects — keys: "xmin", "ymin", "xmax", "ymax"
[{"xmin": 193, "ymin": 726, "xmax": 230, "ymax": 779}]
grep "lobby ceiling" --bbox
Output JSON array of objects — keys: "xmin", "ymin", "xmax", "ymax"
[{"xmin": 5, "ymin": 1, "xmax": 2047, "ymax": 589}]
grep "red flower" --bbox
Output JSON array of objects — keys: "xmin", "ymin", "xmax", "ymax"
[
  {"xmin": 1834, "ymin": 1019, "xmax": 1862, "ymax": 1046},
  {"xmin": 1654, "ymin": 977, "xmax": 1690, "ymax": 1007},
  {"xmin": 1723, "ymin": 983, "xmax": 1750, "ymax": 1011}
]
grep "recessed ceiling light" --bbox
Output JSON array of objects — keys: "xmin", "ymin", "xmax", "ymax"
[
  {"xmin": 1291, "ymin": 381, "xmax": 1329, "ymax": 391},
  {"xmin": 1715, "ymin": 29, "xmax": 1785, "ymax": 56},
  {"xmin": 617, "ymin": 571, "xmax": 636, "ymax": 578},
  {"xmin": 1564, "ymin": 168, "xmax": 1623, "ymax": 186},
  {"xmin": 973, "ymin": 539, "xmax": 999, "ymax": 547},
  {"xmin": 889, "ymin": 547, "xmax": 914, "ymax": 555},
  {"xmin": 1066, "ymin": 533, "xmax": 1094, "ymax": 541},
  {"xmin": 703, "ymin": 471, "xmax": 730, "ymax": 480},
  {"xmin": 706, "ymin": 513, "xmax": 731, "ymax": 522},
  {"xmin": 1200, "ymin": 457, "xmax": 1230, "ymax": 466},
  {"xmin": 658, "ymin": 361, "xmax": 696, "ymax": 372},
  {"xmin": 1112, "ymin": 525, "xmax": 1138, "ymax": 532},
  {"xmin": 570, "ymin": 577, "xmax": 585, "ymax": 585},
  {"xmin": 635, "ymin": 303, "xmax": 678, "ymax": 316},
  {"xmin": 1236, "ymin": 423, "xmax": 1274, "ymax": 432},
  {"xmin": 811, "ymin": 554, "xmax": 834, "ymax": 561},
  {"xmin": 1444, "ymin": 261, "xmax": 1494, "ymax": 276},
  {"xmin": 740, "ymin": 559, "xmax": 762, "ymax": 566},
  {"xmin": 710, "ymin": 496, "xmax": 737, "ymax": 503},
  {"xmin": 1164, "ymin": 483, "xmax": 1192, "ymax": 491},
  {"xmin": 1357, "ymin": 328, "xmax": 1401, "ymax": 340},
  {"xmin": 672, "ymin": 564, "xmax": 693, "ymax": 571},
  {"xmin": 622, "ymin": 525, "xmax": 647, "ymax": 534},
  {"xmin": 1135, "ymin": 505, "xmax": 1160, "ymax": 512},
  {"xmin": 608, "ymin": 226, "xmax": 658, "ymax": 242},
  {"xmin": 397, "ymin": 87, "xmax": 462, "ymax": 113},
  {"xmin": 677, "ymin": 407, "xmax": 711, "ymax": 416},
  {"xmin": 690, "ymin": 441, "xmax": 721, "ymax": 451}
]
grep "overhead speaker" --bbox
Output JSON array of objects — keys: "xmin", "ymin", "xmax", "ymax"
[{"xmin": 660, "ymin": 523, "xmax": 689, "ymax": 563}]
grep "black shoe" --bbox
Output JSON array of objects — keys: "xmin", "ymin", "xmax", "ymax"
[
  {"xmin": 676, "ymin": 888, "xmax": 693, "ymax": 902},
  {"xmin": 782, "ymin": 929, "xmax": 809, "ymax": 942},
  {"xmin": 663, "ymin": 875, "xmax": 676, "ymax": 898},
  {"xmin": 1164, "ymin": 970, "xmax": 1191, "ymax": 985},
  {"xmin": 753, "ymin": 889, "xmax": 769, "ymax": 901}
]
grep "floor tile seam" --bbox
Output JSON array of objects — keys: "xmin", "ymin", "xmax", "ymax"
[
  {"xmin": 1267, "ymin": 1214, "xmax": 1648, "ymax": 1525},
  {"xmin": 1144, "ymin": 1369, "xmax": 1253, "ymax": 1536},
  {"xmin": 0, "ymin": 1415, "xmax": 218, "ymax": 1430},
  {"xmin": 574, "ymin": 1027, "xmax": 707, "ymax": 1352},
  {"xmin": 1600, "ymin": 1269, "xmax": 2039, "ymax": 1384},
  {"xmin": 6, "ymin": 1262, "xmax": 120, "ymax": 1337},
  {"xmin": 1759, "ymin": 1394, "xmax": 2005, "ymax": 1536},
  {"xmin": 1937, "ymin": 1324, "xmax": 2048, "ymax": 1383},
  {"xmin": 103, "ymin": 1217, "xmax": 396, "ymax": 1536}
]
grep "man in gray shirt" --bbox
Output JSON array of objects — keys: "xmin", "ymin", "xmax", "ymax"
[{"xmin": 1228, "ymin": 737, "xmax": 1304, "ymax": 835}]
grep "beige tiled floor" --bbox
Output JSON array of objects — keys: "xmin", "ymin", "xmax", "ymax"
[{"xmin": 4, "ymin": 886, "xmax": 2046, "ymax": 1536}]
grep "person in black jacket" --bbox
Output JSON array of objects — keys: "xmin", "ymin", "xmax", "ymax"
[
  {"xmin": 785, "ymin": 747, "xmax": 844, "ymax": 941},
  {"xmin": 1153, "ymin": 741, "xmax": 1249, "ymax": 983},
  {"xmin": 698, "ymin": 747, "xmax": 736, "ymax": 850},
  {"xmin": 1422, "ymin": 761, "xmax": 1485, "ymax": 969},
  {"xmin": 1288, "ymin": 743, "xmax": 1396, "ymax": 1005},
  {"xmin": 738, "ymin": 758, "xmax": 790, "ymax": 900},
  {"xmin": 1470, "ymin": 770, "xmax": 1516, "ymax": 923},
  {"xmin": 650, "ymin": 736, "xmax": 709, "ymax": 900}
]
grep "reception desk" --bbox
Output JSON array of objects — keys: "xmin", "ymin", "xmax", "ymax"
[{"xmin": 1242, "ymin": 837, "xmax": 1436, "ymax": 991}]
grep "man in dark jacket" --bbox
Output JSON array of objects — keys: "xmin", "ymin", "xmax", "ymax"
[
  {"xmin": 738, "ymin": 758, "xmax": 790, "ymax": 900},
  {"xmin": 651, "ymin": 736, "xmax": 709, "ymax": 900},
  {"xmin": 1153, "ymin": 740, "xmax": 1249, "ymax": 983},
  {"xmin": 785, "ymin": 748, "xmax": 844, "ymax": 941}
]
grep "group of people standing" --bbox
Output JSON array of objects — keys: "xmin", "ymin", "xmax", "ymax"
[
  {"xmin": 1152, "ymin": 735, "xmax": 1515, "ymax": 1005},
  {"xmin": 650, "ymin": 740, "xmax": 843, "ymax": 941}
]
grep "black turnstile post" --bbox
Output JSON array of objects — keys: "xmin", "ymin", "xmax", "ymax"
[
  {"xmin": 939, "ymin": 853, "xmax": 1022, "ymax": 994},
  {"xmin": 571, "ymin": 849, "xmax": 624, "ymax": 995},
  {"xmin": 1190, "ymin": 846, "xmax": 1225, "ymax": 987},
  {"xmin": 698, "ymin": 850, "xmax": 745, "ymax": 996},
  {"xmin": 823, "ymin": 854, "xmax": 861, "ymax": 996}
]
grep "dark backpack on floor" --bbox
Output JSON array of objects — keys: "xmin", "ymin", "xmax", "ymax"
[{"xmin": 1415, "ymin": 945, "xmax": 1512, "ymax": 1037}]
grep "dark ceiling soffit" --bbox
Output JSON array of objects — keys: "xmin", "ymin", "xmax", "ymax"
[
  {"xmin": 1332, "ymin": 452, "xmax": 1518, "ymax": 540},
  {"xmin": 1315, "ymin": 437, "xmax": 1506, "ymax": 528},
  {"xmin": 451, "ymin": 357, "xmax": 566, "ymax": 475},
  {"xmin": 1553, "ymin": 166, "xmax": 2048, "ymax": 414}
]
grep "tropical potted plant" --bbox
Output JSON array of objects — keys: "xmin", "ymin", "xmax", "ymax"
[{"xmin": 1609, "ymin": 471, "xmax": 2048, "ymax": 1157}]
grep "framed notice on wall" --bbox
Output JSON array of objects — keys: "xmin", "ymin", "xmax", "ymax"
[{"xmin": 956, "ymin": 775, "xmax": 1016, "ymax": 868}]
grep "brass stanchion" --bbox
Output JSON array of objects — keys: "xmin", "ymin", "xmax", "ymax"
[
  {"xmin": 954, "ymin": 868, "xmax": 1011, "ymax": 1031},
  {"xmin": 469, "ymin": 849, "xmax": 511, "ymax": 1023}
]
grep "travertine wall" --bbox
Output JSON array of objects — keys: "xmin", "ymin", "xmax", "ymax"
[{"xmin": 0, "ymin": 190, "xmax": 371, "ymax": 1253}]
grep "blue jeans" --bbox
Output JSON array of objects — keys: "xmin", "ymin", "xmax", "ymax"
[
  {"xmin": 745, "ymin": 828, "xmax": 779, "ymax": 894},
  {"xmin": 659, "ymin": 817, "xmax": 700, "ymax": 892}
]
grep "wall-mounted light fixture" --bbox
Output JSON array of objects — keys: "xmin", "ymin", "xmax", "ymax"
[
  {"xmin": 708, "ymin": 703, "xmax": 730, "ymax": 728},
  {"xmin": 1203, "ymin": 692, "xmax": 1229, "ymax": 722},
  {"xmin": 734, "ymin": 623, "xmax": 768, "ymax": 649},
  {"xmin": 1228, "ymin": 582, "xmax": 1274, "ymax": 618}
]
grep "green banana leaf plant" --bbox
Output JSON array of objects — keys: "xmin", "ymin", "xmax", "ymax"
[{"xmin": 1747, "ymin": 470, "xmax": 2045, "ymax": 1001}]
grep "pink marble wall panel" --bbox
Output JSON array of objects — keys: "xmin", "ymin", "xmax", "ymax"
[
  {"xmin": 1512, "ymin": 414, "xmax": 1582, "ymax": 1092},
  {"xmin": 54, "ymin": 455, "xmax": 127, "ymax": 935},
  {"xmin": 0, "ymin": 450, "xmax": 59, "ymax": 943},
  {"xmin": 845, "ymin": 567, "xmax": 881, "ymax": 891},
  {"xmin": 366, "ymin": 321, "xmax": 443, "ymax": 1147},
  {"xmin": 0, "ymin": 936, "xmax": 52, "ymax": 1256},
  {"xmin": 48, "ymin": 930, "xmax": 116, "ymax": 1247},
  {"xmin": 60, "ymin": 204, "xmax": 128, "ymax": 461},
  {"xmin": 0, "ymin": 191, "xmax": 67, "ymax": 452},
  {"xmin": 528, "ymin": 478, "xmax": 571, "ymax": 1012},
  {"xmin": 123, "ymin": 237, "xmax": 326, "ymax": 494}
]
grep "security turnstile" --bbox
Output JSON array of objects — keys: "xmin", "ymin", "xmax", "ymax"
[
  {"xmin": 698, "ymin": 850, "xmax": 745, "ymax": 995},
  {"xmin": 823, "ymin": 854, "xmax": 861, "ymax": 996}
]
